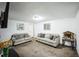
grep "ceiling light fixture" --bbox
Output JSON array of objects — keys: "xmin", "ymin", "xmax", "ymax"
[{"xmin": 33, "ymin": 15, "xmax": 44, "ymax": 21}]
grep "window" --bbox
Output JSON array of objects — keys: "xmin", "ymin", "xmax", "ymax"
[
  {"xmin": 17, "ymin": 23, "xmax": 24, "ymax": 30},
  {"xmin": 44, "ymin": 23, "xmax": 50, "ymax": 30}
]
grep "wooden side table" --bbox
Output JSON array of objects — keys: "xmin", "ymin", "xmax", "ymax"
[{"xmin": 62, "ymin": 38, "xmax": 75, "ymax": 49}]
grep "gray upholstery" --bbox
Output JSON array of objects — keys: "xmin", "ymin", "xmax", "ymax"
[
  {"xmin": 38, "ymin": 33, "xmax": 45, "ymax": 38},
  {"xmin": 36, "ymin": 33, "xmax": 60, "ymax": 47},
  {"xmin": 11, "ymin": 33, "xmax": 32, "ymax": 45},
  {"xmin": 45, "ymin": 34, "xmax": 52, "ymax": 39}
]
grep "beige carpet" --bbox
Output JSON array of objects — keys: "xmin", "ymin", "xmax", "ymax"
[{"xmin": 14, "ymin": 39, "xmax": 78, "ymax": 57}]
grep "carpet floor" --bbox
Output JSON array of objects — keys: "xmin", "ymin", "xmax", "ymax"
[{"xmin": 14, "ymin": 39, "xmax": 78, "ymax": 57}]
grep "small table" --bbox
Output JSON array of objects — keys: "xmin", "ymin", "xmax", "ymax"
[{"xmin": 62, "ymin": 38, "xmax": 75, "ymax": 49}]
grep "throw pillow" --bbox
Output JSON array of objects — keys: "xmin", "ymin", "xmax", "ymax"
[
  {"xmin": 38, "ymin": 33, "xmax": 41, "ymax": 37},
  {"xmin": 40, "ymin": 33, "xmax": 45, "ymax": 38},
  {"xmin": 53, "ymin": 35, "xmax": 58, "ymax": 40},
  {"xmin": 50, "ymin": 36, "xmax": 54, "ymax": 40}
]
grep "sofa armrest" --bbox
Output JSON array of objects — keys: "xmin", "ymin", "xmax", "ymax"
[{"xmin": 54, "ymin": 37, "xmax": 60, "ymax": 44}]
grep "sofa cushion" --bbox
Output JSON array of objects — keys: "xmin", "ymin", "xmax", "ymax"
[
  {"xmin": 19, "ymin": 34, "xmax": 25, "ymax": 38},
  {"xmin": 39, "ymin": 38, "xmax": 56, "ymax": 43},
  {"xmin": 14, "ymin": 35, "xmax": 19, "ymax": 39},
  {"xmin": 38, "ymin": 33, "xmax": 45, "ymax": 38},
  {"xmin": 45, "ymin": 34, "xmax": 52, "ymax": 39},
  {"xmin": 24, "ymin": 34, "xmax": 30, "ymax": 38}
]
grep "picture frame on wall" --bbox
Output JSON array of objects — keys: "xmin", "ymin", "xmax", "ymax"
[{"xmin": 17, "ymin": 23, "xmax": 24, "ymax": 30}]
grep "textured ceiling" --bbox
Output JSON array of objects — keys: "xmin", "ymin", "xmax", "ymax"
[{"xmin": 0, "ymin": 2, "xmax": 79, "ymax": 23}]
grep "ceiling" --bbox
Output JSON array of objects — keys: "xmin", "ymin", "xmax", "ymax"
[{"xmin": 0, "ymin": 2, "xmax": 79, "ymax": 23}]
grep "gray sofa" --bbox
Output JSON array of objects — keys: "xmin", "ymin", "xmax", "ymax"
[
  {"xmin": 11, "ymin": 33, "xmax": 32, "ymax": 45},
  {"xmin": 36, "ymin": 33, "xmax": 60, "ymax": 47}
]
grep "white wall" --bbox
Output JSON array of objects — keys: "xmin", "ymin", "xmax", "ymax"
[
  {"xmin": 34, "ymin": 18, "xmax": 78, "ymax": 45},
  {"xmin": 76, "ymin": 10, "xmax": 79, "ymax": 55},
  {"xmin": 0, "ymin": 20, "xmax": 33, "ymax": 41}
]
